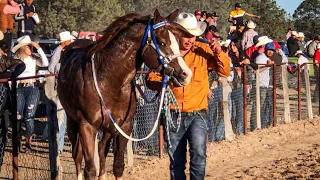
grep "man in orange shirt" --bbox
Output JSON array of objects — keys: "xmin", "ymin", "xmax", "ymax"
[{"xmin": 147, "ymin": 12, "xmax": 230, "ymax": 180}]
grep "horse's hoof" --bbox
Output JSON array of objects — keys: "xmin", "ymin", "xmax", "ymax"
[{"xmin": 98, "ymin": 173, "xmax": 107, "ymax": 180}]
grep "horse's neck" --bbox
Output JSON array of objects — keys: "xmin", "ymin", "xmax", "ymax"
[{"xmin": 95, "ymin": 23, "xmax": 145, "ymax": 87}]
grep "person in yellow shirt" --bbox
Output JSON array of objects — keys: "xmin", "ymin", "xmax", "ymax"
[
  {"xmin": 229, "ymin": 3, "xmax": 260, "ymax": 27},
  {"xmin": 147, "ymin": 12, "xmax": 230, "ymax": 180}
]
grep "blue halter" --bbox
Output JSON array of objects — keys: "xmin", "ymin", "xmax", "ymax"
[{"xmin": 140, "ymin": 19, "xmax": 171, "ymax": 87}]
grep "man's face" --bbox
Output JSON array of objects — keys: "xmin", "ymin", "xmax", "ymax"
[
  {"xmin": 196, "ymin": 15, "xmax": 201, "ymax": 20},
  {"xmin": 206, "ymin": 17, "xmax": 212, "ymax": 23},
  {"xmin": 179, "ymin": 36, "xmax": 196, "ymax": 51},
  {"xmin": 265, "ymin": 49, "xmax": 275, "ymax": 57},
  {"xmin": 25, "ymin": 0, "xmax": 33, "ymax": 6},
  {"xmin": 236, "ymin": 7, "xmax": 241, "ymax": 11}
]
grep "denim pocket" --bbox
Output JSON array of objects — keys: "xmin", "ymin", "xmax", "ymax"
[{"xmin": 197, "ymin": 112, "xmax": 209, "ymax": 131}]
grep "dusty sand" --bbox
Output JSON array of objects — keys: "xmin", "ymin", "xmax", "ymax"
[{"xmin": 112, "ymin": 118, "xmax": 320, "ymax": 179}]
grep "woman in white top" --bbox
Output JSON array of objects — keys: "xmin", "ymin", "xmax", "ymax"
[{"xmin": 12, "ymin": 35, "xmax": 48, "ymax": 149}]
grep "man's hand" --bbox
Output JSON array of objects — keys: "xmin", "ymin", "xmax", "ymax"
[
  {"xmin": 210, "ymin": 42, "xmax": 222, "ymax": 54},
  {"xmin": 0, "ymin": 49, "xmax": 7, "ymax": 56},
  {"xmin": 241, "ymin": 58, "xmax": 250, "ymax": 65},
  {"xmin": 31, "ymin": 41, "xmax": 40, "ymax": 49},
  {"xmin": 207, "ymin": 89, "xmax": 214, "ymax": 99},
  {"xmin": 255, "ymin": 15, "xmax": 261, "ymax": 19},
  {"xmin": 267, "ymin": 59, "xmax": 274, "ymax": 65},
  {"xmin": 27, "ymin": 12, "xmax": 34, "ymax": 17}
]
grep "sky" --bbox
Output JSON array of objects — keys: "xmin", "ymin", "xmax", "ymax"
[{"xmin": 275, "ymin": 0, "xmax": 303, "ymax": 15}]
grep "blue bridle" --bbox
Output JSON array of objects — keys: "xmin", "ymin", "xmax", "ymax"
[{"xmin": 140, "ymin": 19, "xmax": 171, "ymax": 87}]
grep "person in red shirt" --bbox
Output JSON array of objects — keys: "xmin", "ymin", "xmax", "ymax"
[{"xmin": 313, "ymin": 43, "xmax": 320, "ymax": 102}]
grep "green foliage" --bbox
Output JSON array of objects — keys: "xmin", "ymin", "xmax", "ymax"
[
  {"xmin": 293, "ymin": 0, "xmax": 320, "ymax": 41},
  {"xmin": 29, "ymin": 0, "xmax": 290, "ymax": 40},
  {"xmin": 33, "ymin": 0, "xmax": 125, "ymax": 38}
]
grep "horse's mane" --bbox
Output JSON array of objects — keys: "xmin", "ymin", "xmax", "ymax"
[{"xmin": 88, "ymin": 13, "xmax": 150, "ymax": 55}]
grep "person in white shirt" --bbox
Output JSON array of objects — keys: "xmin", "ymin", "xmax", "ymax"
[
  {"xmin": 295, "ymin": 50, "xmax": 309, "ymax": 86},
  {"xmin": 255, "ymin": 42, "xmax": 275, "ymax": 129},
  {"xmin": 12, "ymin": 35, "xmax": 48, "ymax": 149}
]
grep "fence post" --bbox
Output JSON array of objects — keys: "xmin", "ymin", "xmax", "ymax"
[
  {"xmin": 243, "ymin": 67, "xmax": 248, "ymax": 135},
  {"xmin": 304, "ymin": 64, "xmax": 313, "ymax": 119},
  {"xmin": 273, "ymin": 64, "xmax": 277, "ymax": 127},
  {"xmin": 255, "ymin": 69, "xmax": 261, "ymax": 129},
  {"xmin": 10, "ymin": 77, "xmax": 18, "ymax": 180},
  {"xmin": 159, "ymin": 124, "xmax": 164, "ymax": 158},
  {"xmin": 221, "ymin": 78, "xmax": 234, "ymax": 140},
  {"xmin": 281, "ymin": 64, "xmax": 291, "ymax": 123},
  {"xmin": 298, "ymin": 65, "xmax": 302, "ymax": 120}
]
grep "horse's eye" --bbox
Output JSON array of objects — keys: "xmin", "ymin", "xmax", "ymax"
[{"xmin": 161, "ymin": 42, "xmax": 166, "ymax": 47}]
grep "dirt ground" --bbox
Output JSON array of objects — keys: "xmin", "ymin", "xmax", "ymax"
[{"xmin": 110, "ymin": 118, "xmax": 320, "ymax": 180}]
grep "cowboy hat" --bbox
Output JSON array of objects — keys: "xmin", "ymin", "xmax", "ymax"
[
  {"xmin": 297, "ymin": 32, "xmax": 305, "ymax": 40},
  {"xmin": 295, "ymin": 50, "xmax": 303, "ymax": 56},
  {"xmin": 317, "ymin": 43, "xmax": 320, "ymax": 49},
  {"xmin": 0, "ymin": 31, "xmax": 3, "ymax": 41},
  {"xmin": 256, "ymin": 36, "xmax": 273, "ymax": 47},
  {"xmin": 12, "ymin": 35, "xmax": 32, "ymax": 53},
  {"xmin": 291, "ymin": 31, "xmax": 298, "ymax": 36},
  {"xmin": 220, "ymin": 39, "xmax": 231, "ymax": 47},
  {"xmin": 175, "ymin": 12, "xmax": 207, "ymax": 36},
  {"xmin": 59, "ymin": 31, "xmax": 76, "ymax": 43},
  {"xmin": 247, "ymin": 20, "xmax": 256, "ymax": 29}
]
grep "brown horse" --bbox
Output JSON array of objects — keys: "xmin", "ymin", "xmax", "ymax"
[{"xmin": 57, "ymin": 9, "xmax": 193, "ymax": 180}]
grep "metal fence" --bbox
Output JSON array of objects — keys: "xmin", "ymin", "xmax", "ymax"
[{"xmin": 0, "ymin": 62, "xmax": 319, "ymax": 179}]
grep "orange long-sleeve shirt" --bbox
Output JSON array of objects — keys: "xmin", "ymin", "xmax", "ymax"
[{"xmin": 147, "ymin": 41, "xmax": 230, "ymax": 112}]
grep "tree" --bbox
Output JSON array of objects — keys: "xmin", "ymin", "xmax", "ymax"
[
  {"xmin": 33, "ymin": 0, "xmax": 125, "ymax": 38},
  {"xmin": 293, "ymin": 0, "xmax": 320, "ymax": 41}
]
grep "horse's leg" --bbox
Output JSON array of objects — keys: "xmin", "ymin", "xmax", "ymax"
[
  {"xmin": 67, "ymin": 114, "xmax": 84, "ymax": 180},
  {"xmin": 113, "ymin": 123, "xmax": 132, "ymax": 180},
  {"xmin": 77, "ymin": 111, "xmax": 98, "ymax": 179},
  {"xmin": 98, "ymin": 131, "xmax": 112, "ymax": 180}
]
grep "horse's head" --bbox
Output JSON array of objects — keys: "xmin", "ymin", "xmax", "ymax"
[{"xmin": 140, "ymin": 9, "xmax": 193, "ymax": 87}]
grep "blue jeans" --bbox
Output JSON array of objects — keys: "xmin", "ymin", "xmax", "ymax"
[
  {"xmin": 167, "ymin": 111, "xmax": 208, "ymax": 180},
  {"xmin": 231, "ymin": 87, "xmax": 244, "ymax": 135},
  {"xmin": 57, "ymin": 97, "xmax": 67, "ymax": 153},
  {"xmin": 17, "ymin": 87, "xmax": 40, "ymax": 137}
]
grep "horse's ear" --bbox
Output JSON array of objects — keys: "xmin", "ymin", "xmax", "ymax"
[
  {"xmin": 166, "ymin": 9, "xmax": 179, "ymax": 23},
  {"xmin": 153, "ymin": 9, "xmax": 161, "ymax": 24}
]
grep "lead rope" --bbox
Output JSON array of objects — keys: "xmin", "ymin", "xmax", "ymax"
[{"xmin": 163, "ymin": 87, "xmax": 181, "ymax": 148}]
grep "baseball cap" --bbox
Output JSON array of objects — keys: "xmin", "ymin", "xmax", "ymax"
[
  {"xmin": 194, "ymin": 10, "xmax": 201, "ymax": 16},
  {"xmin": 265, "ymin": 42, "xmax": 276, "ymax": 51},
  {"xmin": 235, "ymin": 3, "xmax": 242, "ymax": 8},
  {"xmin": 212, "ymin": 12, "xmax": 219, "ymax": 17}
]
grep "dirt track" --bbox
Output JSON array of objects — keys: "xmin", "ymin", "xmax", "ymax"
[{"xmin": 112, "ymin": 118, "xmax": 320, "ymax": 179}]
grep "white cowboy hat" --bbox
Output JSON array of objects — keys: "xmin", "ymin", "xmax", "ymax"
[
  {"xmin": 175, "ymin": 12, "xmax": 207, "ymax": 36},
  {"xmin": 295, "ymin": 50, "xmax": 303, "ymax": 56},
  {"xmin": 297, "ymin": 32, "xmax": 305, "ymax": 40},
  {"xmin": 12, "ymin": 35, "xmax": 32, "ymax": 53},
  {"xmin": 71, "ymin": 31, "xmax": 79, "ymax": 38},
  {"xmin": 256, "ymin": 36, "xmax": 273, "ymax": 47},
  {"xmin": 291, "ymin": 31, "xmax": 298, "ymax": 36},
  {"xmin": 59, "ymin": 31, "xmax": 76, "ymax": 43},
  {"xmin": 220, "ymin": 39, "xmax": 231, "ymax": 47},
  {"xmin": 317, "ymin": 43, "xmax": 320, "ymax": 49},
  {"xmin": 247, "ymin": 20, "xmax": 256, "ymax": 29},
  {"xmin": 0, "ymin": 31, "xmax": 3, "ymax": 41}
]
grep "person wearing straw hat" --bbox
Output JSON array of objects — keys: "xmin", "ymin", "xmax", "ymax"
[
  {"xmin": 12, "ymin": 35, "xmax": 48, "ymax": 150},
  {"xmin": 241, "ymin": 20, "xmax": 258, "ymax": 50},
  {"xmin": 287, "ymin": 30, "xmax": 299, "ymax": 57},
  {"xmin": 46, "ymin": 31, "xmax": 75, "ymax": 156},
  {"xmin": 297, "ymin": 32, "xmax": 305, "ymax": 51},
  {"xmin": 0, "ymin": 30, "xmax": 25, "ymax": 169},
  {"xmin": 147, "ymin": 12, "xmax": 230, "ymax": 180}
]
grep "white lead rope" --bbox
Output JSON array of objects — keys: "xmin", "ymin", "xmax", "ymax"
[{"xmin": 91, "ymin": 54, "xmax": 166, "ymax": 141}]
